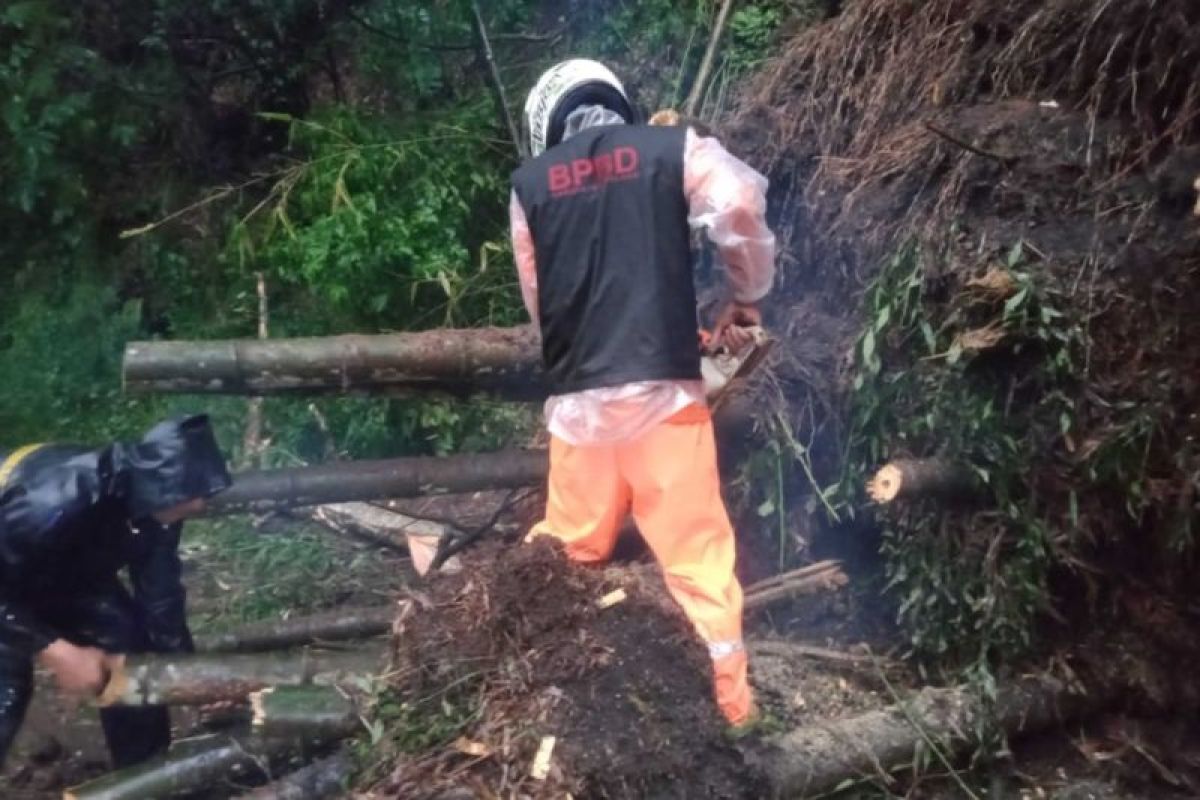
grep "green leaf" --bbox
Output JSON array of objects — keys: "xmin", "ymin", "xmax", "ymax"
[
  {"xmin": 1003, "ymin": 286, "xmax": 1029, "ymax": 318},
  {"xmin": 1006, "ymin": 240, "xmax": 1024, "ymax": 268},
  {"xmin": 874, "ymin": 304, "xmax": 891, "ymax": 332},
  {"xmin": 919, "ymin": 320, "xmax": 936, "ymax": 353},
  {"xmin": 756, "ymin": 498, "xmax": 776, "ymax": 517},
  {"xmin": 861, "ymin": 329, "xmax": 876, "ymax": 364}
]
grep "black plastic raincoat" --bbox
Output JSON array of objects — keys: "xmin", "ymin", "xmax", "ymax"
[{"xmin": 0, "ymin": 415, "xmax": 231, "ymax": 767}]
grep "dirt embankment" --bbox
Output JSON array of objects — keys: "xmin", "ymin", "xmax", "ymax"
[{"xmin": 720, "ymin": 0, "xmax": 1200, "ymax": 791}]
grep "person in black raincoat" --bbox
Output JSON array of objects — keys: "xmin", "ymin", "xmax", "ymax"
[{"xmin": 0, "ymin": 414, "xmax": 231, "ymax": 768}]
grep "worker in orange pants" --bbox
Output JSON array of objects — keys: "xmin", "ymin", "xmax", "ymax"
[
  {"xmin": 511, "ymin": 59, "xmax": 776, "ymax": 725},
  {"xmin": 528, "ymin": 404, "xmax": 751, "ymax": 723}
]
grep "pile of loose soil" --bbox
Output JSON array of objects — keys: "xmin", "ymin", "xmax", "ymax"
[{"xmin": 368, "ymin": 538, "xmax": 764, "ymax": 799}]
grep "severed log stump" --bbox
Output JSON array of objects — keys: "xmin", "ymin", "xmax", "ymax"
[
  {"xmin": 122, "ymin": 326, "xmax": 545, "ymax": 399},
  {"xmin": 233, "ymin": 753, "xmax": 352, "ymax": 800},
  {"xmin": 64, "ymin": 733, "xmax": 297, "ymax": 800},
  {"xmin": 97, "ymin": 645, "xmax": 384, "ymax": 708},
  {"xmin": 748, "ymin": 675, "xmax": 1101, "ymax": 797},
  {"xmin": 250, "ymin": 686, "xmax": 360, "ymax": 741},
  {"xmin": 207, "ymin": 449, "xmax": 548, "ymax": 515},
  {"xmin": 865, "ymin": 458, "xmax": 979, "ymax": 504},
  {"xmin": 195, "ymin": 607, "xmax": 395, "ymax": 654}
]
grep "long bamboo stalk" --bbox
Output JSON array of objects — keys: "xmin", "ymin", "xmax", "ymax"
[
  {"xmin": 97, "ymin": 646, "xmax": 384, "ymax": 708},
  {"xmin": 207, "ymin": 449, "xmax": 548, "ymax": 515},
  {"xmin": 751, "ymin": 676, "xmax": 1101, "ymax": 797},
  {"xmin": 64, "ymin": 734, "xmax": 288, "ymax": 800},
  {"xmin": 743, "ymin": 561, "xmax": 848, "ymax": 611},
  {"xmin": 195, "ymin": 607, "xmax": 395, "ymax": 654},
  {"xmin": 123, "ymin": 326, "xmax": 543, "ymax": 398},
  {"xmin": 234, "ymin": 753, "xmax": 352, "ymax": 800},
  {"xmin": 683, "ymin": 0, "xmax": 736, "ymax": 117}
]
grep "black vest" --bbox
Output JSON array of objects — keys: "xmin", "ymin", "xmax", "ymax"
[{"xmin": 512, "ymin": 124, "xmax": 700, "ymax": 394}]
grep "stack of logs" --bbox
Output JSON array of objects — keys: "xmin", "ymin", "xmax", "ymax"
[{"xmin": 82, "ymin": 326, "xmax": 1099, "ymax": 798}]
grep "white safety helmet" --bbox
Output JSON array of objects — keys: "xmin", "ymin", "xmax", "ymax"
[{"xmin": 524, "ymin": 58, "xmax": 635, "ymax": 157}]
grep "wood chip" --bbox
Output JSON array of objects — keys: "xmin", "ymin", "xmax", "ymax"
[
  {"xmin": 530, "ymin": 735, "xmax": 556, "ymax": 780},
  {"xmin": 454, "ymin": 737, "xmax": 492, "ymax": 758},
  {"xmin": 596, "ymin": 589, "xmax": 627, "ymax": 609}
]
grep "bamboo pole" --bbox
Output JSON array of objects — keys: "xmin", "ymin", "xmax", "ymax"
[
  {"xmin": 64, "ymin": 734, "xmax": 289, "ymax": 800},
  {"xmin": 470, "ymin": 1, "xmax": 524, "ymax": 159},
  {"xmin": 683, "ymin": 0, "xmax": 736, "ymax": 117},
  {"xmin": 122, "ymin": 326, "xmax": 544, "ymax": 398},
  {"xmin": 207, "ymin": 449, "xmax": 548, "ymax": 515},
  {"xmin": 866, "ymin": 458, "xmax": 979, "ymax": 504},
  {"xmin": 751, "ymin": 676, "xmax": 1101, "ymax": 797},
  {"xmin": 250, "ymin": 686, "xmax": 360, "ymax": 740},
  {"xmin": 743, "ymin": 561, "xmax": 848, "ymax": 611},
  {"xmin": 195, "ymin": 607, "xmax": 395, "ymax": 654},
  {"xmin": 234, "ymin": 753, "xmax": 351, "ymax": 800},
  {"xmin": 97, "ymin": 646, "xmax": 384, "ymax": 708}
]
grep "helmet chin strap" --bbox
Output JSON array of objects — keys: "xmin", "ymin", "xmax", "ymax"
[{"xmin": 561, "ymin": 104, "xmax": 628, "ymax": 142}]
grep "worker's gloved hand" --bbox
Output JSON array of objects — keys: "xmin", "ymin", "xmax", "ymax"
[
  {"xmin": 37, "ymin": 639, "xmax": 111, "ymax": 697},
  {"xmin": 714, "ymin": 301, "xmax": 763, "ymax": 352}
]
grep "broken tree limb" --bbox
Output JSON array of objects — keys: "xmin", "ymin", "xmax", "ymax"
[
  {"xmin": 743, "ymin": 561, "xmax": 848, "ymax": 611},
  {"xmin": 64, "ymin": 733, "xmax": 295, "ymax": 800},
  {"xmin": 97, "ymin": 645, "xmax": 385, "ymax": 708},
  {"xmin": 234, "ymin": 752, "xmax": 352, "ymax": 800},
  {"xmin": 195, "ymin": 606, "xmax": 395, "ymax": 654},
  {"xmin": 748, "ymin": 675, "xmax": 1102, "ymax": 797},
  {"xmin": 122, "ymin": 325, "xmax": 544, "ymax": 398},
  {"xmin": 250, "ymin": 686, "xmax": 360, "ymax": 741},
  {"xmin": 865, "ymin": 458, "xmax": 980, "ymax": 504},
  {"xmin": 207, "ymin": 449, "xmax": 548, "ymax": 515}
]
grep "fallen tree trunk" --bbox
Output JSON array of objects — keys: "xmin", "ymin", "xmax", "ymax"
[
  {"xmin": 749, "ymin": 675, "xmax": 1100, "ymax": 797},
  {"xmin": 250, "ymin": 686, "xmax": 360, "ymax": 740},
  {"xmin": 195, "ymin": 607, "xmax": 395, "ymax": 654},
  {"xmin": 744, "ymin": 561, "xmax": 848, "ymax": 611},
  {"xmin": 64, "ymin": 733, "xmax": 295, "ymax": 800},
  {"xmin": 207, "ymin": 449, "xmax": 548, "ymax": 515},
  {"xmin": 866, "ymin": 458, "xmax": 979, "ymax": 504},
  {"xmin": 234, "ymin": 753, "xmax": 351, "ymax": 800},
  {"xmin": 123, "ymin": 326, "xmax": 544, "ymax": 398},
  {"xmin": 98, "ymin": 645, "xmax": 385, "ymax": 707}
]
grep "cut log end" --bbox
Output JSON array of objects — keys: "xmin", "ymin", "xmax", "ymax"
[
  {"xmin": 250, "ymin": 687, "xmax": 272, "ymax": 727},
  {"xmin": 867, "ymin": 458, "xmax": 978, "ymax": 504},
  {"xmin": 866, "ymin": 463, "xmax": 905, "ymax": 503}
]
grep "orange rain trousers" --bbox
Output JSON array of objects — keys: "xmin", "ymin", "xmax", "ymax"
[{"xmin": 527, "ymin": 404, "xmax": 753, "ymax": 725}]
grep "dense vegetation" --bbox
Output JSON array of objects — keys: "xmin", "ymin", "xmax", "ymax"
[{"xmin": 0, "ymin": 0, "xmax": 797, "ymax": 459}]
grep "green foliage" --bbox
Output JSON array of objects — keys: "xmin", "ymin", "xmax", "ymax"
[
  {"xmin": 727, "ymin": 4, "xmax": 784, "ymax": 75},
  {"xmin": 231, "ymin": 107, "xmax": 518, "ymax": 331},
  {"xmin": 0, "ymin": 280, "xmax": 162, "ymax": 445},
  {"xmin": 833, "ymin": 243, "xmax": 1086, "ymax": 669},
  {"xmin": 185, "ymin": 518, "xmax": 358, "ymax": 629}
]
